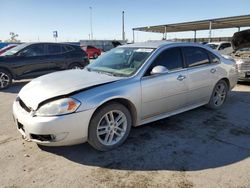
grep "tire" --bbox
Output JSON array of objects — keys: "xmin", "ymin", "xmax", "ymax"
[
  {"xmin": 88, "ymin": 102, "xmax": 132, "ymax": 151},
  {"xmin": 0, "ymin": 69, "xmax": 12, "ymax": 89},
  {"xmin": 206, "ymin": 80, "xmax": 228, "ymax": 109},
  {"xmin": 68, "ymin": 63, "xmax": 83, "ymax": 69},
  {"xmin": 93, "ymin": 53, "xmax": 98, "ymax": 59}
]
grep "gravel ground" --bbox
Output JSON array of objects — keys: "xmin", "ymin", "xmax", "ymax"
[{"xmin": 0, "ymin": 81, "xmax": 250, "ymax": 188}]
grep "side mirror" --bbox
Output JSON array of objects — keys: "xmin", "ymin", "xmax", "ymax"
[{"xmin": 150, "ymin": 65, "xmax": 169, "ymax": 75}]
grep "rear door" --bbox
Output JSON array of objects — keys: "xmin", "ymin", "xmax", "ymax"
[
  {"xmin": 43, "ymin": 44, "xmax": 66, "ymax": 72},
  {"xmin": 141, "ymin": 47, "xmax": 188, "ymax": 119},
  {"xmin": 182, "ymin": 46, "xmax": 219, "ymax": 106}
]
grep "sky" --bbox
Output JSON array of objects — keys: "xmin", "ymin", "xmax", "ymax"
[{"xmin": 1, "ymin": 0, "xmax": 250, "ymax": 42}]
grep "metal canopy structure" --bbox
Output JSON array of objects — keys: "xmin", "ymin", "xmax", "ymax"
[{"xmin": 132, "ymin": 15, "xmax": 250, "ymax": 42}]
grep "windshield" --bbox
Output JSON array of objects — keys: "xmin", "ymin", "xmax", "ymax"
[
  {"xmin": 86, "ymin": 47, "xmax": 154, "ymax": 77},
  {"xmin": 1, "ymin": 43, "xmax": 29, "ymax": 56},
  {"xmin": 206, "ymin": 44, "xmax": 219, "ymax": 50}
]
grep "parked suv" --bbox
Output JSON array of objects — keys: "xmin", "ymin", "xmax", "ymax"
[{"xmin": 0, "ymin": 43, "xmax": 89, "ymax": 89}]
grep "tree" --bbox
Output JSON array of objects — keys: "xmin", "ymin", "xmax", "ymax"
[{"xmin": 4, "ymin": 32, "xmax": 20, "ymax": 42}]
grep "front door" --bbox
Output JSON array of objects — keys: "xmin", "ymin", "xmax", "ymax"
[
  {"xmin": 12, "ymin": 44, "xmax": 47, "ymax": 78},
  {"xmin": 141, "ymin": 47, "xmax": 188, "ymax": 120}
]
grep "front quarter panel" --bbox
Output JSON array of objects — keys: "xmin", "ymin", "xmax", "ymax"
[{"xmin": 72, "ymin": 78, "xmax": 141, "ymax": 125}]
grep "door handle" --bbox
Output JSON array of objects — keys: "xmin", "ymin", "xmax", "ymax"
[
  {"xmin": 177, "ymin": 75, "xmax": 186, "ymax": 81},
  {"xmin": 210, "ymin": 68, "xmax": 216, "ymax": 73}
]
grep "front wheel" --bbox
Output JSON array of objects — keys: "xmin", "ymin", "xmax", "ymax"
[
  {"xmin": 206, "ymin": 80, "xmax": 228, "ymax": 109},
  {"xmin": 0, "ymin": 69, "xmax": 12, "ymax": 89},
  {"xmin": 93, "ymin": 53, "xmax": 98, "ymax": 59},
  {"xmin": 68, "ymin": 63, "xmax": 83, "ymax": 69},
  {"xmin": 88, "ymin": 103, "xmax": 132, "ymax": 151}
]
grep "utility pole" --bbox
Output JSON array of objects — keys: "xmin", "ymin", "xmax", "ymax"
[
  {"xmin": 122, "ymin": 11, "xmax": 125, "ymax": 41},
  {"xmin": 89, "ymin": 6, "xmax": 93, "ymax": 39}
]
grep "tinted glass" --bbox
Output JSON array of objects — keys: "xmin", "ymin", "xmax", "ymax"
[
  {"xmin": 209, "ymin": 53, "xmax": 220, "ymax": 64},
  {"xmin": 62, "ymin": 45, "xmax": 74, "ymax": 53},
  {"xmin": 183, "ymin": 47, "xmax": 210, "ymax": 67},
  {"xmin": 151, "ymin": 47, "xmax": 183, "ymax": 71},
  {"xmin": 22, "ymin": 44, "xmax": 45, "ymax": 57},
  {"xmin": 87, "ymin": 47, "xmax": 154, "ymax": 77},
  {"xmin": 48, "ymin": 44, "xmax": 62, "ymax": 54},
  {"xmin": 87, "ymin": 46, "xmax": 95, "ymax": 49}
]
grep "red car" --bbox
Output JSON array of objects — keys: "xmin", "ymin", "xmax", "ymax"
[
  {"xmin": 81, "ymin": 45, "xmax": 102, "ymax": 59},
  {"xmin": 0, "ymin": 44, "xmax": 18, "ymax": 55}
]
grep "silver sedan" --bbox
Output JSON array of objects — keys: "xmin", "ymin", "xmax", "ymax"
[{"xmin": 13, "ymin": 41, "xmax": 238, "ymax": 151}]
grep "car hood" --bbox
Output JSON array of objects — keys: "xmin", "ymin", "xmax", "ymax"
[
  {"xmin": 231, "ymin": 29, "xmax": 250, "ymax": 50},
  {"xmin": 18, "ymin": 69, "xmax": 123, "ymax": 110}
]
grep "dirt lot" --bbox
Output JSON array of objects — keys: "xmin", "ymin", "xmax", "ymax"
[{"xmin": 0, "ymin": 81, "xmax": 250, "ymax": 188}]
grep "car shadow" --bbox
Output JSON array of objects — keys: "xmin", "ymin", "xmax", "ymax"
[
  {"xmin": 39, "ymin": 90, "xmax": 250, "ymax": 171},
  {"xmin": 0, "ymin": 80, "xmax": 29, "ymax": 94},
  {"xmin": 237, "ymin": 81, "xmax": 250, "ymax": 86}
]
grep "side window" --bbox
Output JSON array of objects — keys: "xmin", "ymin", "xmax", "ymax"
[
  {"xmin": 146, "ymin": 47, "xmax": 183, "ymax": 76},
  {"xmin": 62, "ymin": 45, "xmax": 74, "ymax": 53},
  {"xmin": 209, "ymin": 52, "xmax": 220, "ymax": 64},
  {"xmin": 183, "ymin": 47, "xmax": 210, "ymax": 67},
  {"xmin": 21, "ymin": 44, "xmax": 45, "ymax": 57},
  {"xmin": 48, "ymin": 44, "xmax": 62, "ymax": 55},
  {"xmin": 219, "ymin": 43, "xmax": 231, "ymax": 50}
]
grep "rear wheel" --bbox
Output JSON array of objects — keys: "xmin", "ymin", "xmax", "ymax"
[
  {"xmin": 206, "ymin": 80, "xmax": 228, "ymax": 109},
  {"xmin": 88, "ymin": 102, "xmax": 132, "ymax": 151},
  {"xmin": 68, "ymin": 63, "xmax": 83, "ymax": 69},
  {"xmin": 0, "ymin": 69, "xmax": 12, "ymax": 89}
]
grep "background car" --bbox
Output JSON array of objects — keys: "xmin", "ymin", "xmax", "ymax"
[
  {"xmin": 0, "ymin": 42, "xmax": 89, "ymax": 89},
  {"xmin": 230, "ymin": 29, "xmax": 250, "ymax": 81},
  {"xmin": 13, "ymin": 41, "xmax": 238, "ymax": 151},
  {"xmin": 206, "ymin": 41, "xmax": 232, "ymax": 51},
  {"xmin": 0, "ymin": 44, "xmax": 18, "ymax": 55},
  {"xmin": 81, "ymin": 45, "xmax": 102, "ymax": 59}
]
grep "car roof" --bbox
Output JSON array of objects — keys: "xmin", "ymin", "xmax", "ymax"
[
  {"xmin": 22, "ymin": 42, "xmax": 78, "ymax": 46},
  {"xmin": 121, "ymin": 41, "xmax": 176, "ymax": 48},
  {"xmin": 120, "ymin": 41, "xmax": 211, "ymax": 49},
  {"xmin": 207, "ymin": 41, "xmax": 231, "ymax": 45}
]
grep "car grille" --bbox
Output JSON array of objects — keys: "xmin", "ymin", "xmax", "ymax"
[
  {"xmin": 18, "ymin": 98, "xmax": 31, "ymax": 113},
  {"xmin": 238, "ymin": 61, "xmax": 250, "ymax": 71}
]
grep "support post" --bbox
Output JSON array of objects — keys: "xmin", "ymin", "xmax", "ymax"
[
  {"xmin": 208, "ymin": 21, "xmax": 212, "ymax": 43},
  {"xmin": 194, "ymin": 30, "xmax": 197, "ymax": 42},
  {"xmin": 122, "ymin": 11, "xmax": 125, "ymax": 41},
  {"xmin": 132, "ymin": 29, "xmax": 135, "ymax": 43},
  {"xmin": 164, "ymin": 26, "xmax": 167, "ymax": 40}
]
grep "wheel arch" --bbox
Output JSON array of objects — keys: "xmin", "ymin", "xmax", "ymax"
[
  {"xmin": 220, "ymin": 77, "xmax": 230, "ymax": 89},
  {"xmin": 90, "ymin": 97, "xmax": 138, "ymax": 127},
  {"xmin": 0, "ymin": 66, "xmax": 14, "ymax": 79}
]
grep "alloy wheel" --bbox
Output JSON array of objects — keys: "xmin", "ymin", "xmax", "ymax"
[
  {"xmin": 96, "ymin": 110, "xmax": 127, "ymax": 146},
  {"xmin": 0, "ymin": 72, "xmax": 10, "ymax": 88},
  {"xmin": 213, "ymin": 82, "xmax": 227, "ymax": 106}
]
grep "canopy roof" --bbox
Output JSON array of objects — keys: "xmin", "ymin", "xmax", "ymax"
[{"xmin": 133, "ymin": 15, "xmax": 250, "ymax": 33}]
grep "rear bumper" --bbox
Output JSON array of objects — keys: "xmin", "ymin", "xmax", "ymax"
[{"xmin": 13, "ymin": 101, "xmax": 94, "ymax": 146}]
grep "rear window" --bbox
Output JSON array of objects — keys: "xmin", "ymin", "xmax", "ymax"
[
  {"xmin": 183, "ymin": 47, "xmax": 210, "ymax": 67},
  {"xmin": 62, "ymin": 45, "xmax": 75, "ymax": 53},
  {"xmin": 48, "ymin": 44, "xmax": 62, "ymax": 54}
]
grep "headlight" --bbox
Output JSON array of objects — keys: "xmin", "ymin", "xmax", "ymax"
[
  {"xmin": 235, "ymin": 59, "xmax": 244, "ymax": 65},
  {"xmin": 35, "ymin": 98, "xmax": 81, "ymax": 116}
]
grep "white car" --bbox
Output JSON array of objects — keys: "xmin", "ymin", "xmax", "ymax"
[
  {"xmin": 206, "ymin": 42, "xmax": 232, "ymax": 51},
  {"xmin": 13, "ymin": 41, "xmax": 238, "ymax": 151}
]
